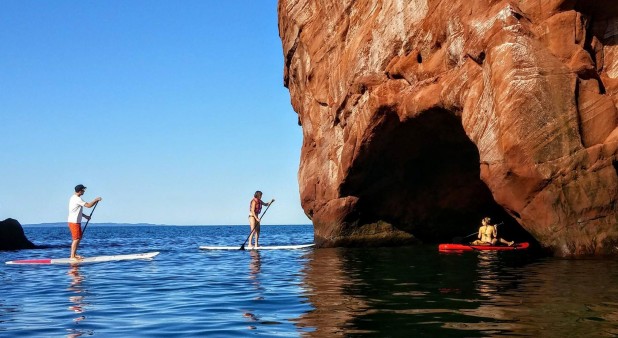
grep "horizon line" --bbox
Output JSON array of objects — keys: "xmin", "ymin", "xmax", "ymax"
[{"xmin": 22, "ymin": 222, "xmax": 313, "ymax": 227}]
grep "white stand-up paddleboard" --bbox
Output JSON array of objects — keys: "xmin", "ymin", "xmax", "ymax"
[
  {"xmin": 199, "ymin": 244, "xmax": 314, "ymax": 250},
  {"xmin": 5, "ymin": 252, "xmax": 160, "ymax": 265}
]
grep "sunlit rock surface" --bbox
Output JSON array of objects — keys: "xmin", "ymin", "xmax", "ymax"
[{"xmin": 279, "ymin": 0, "xmax": 618, "ymax": 256}]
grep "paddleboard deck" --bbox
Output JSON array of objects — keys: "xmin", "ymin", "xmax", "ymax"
[
  {"xmin": 439, "ymin": 242, "xmax": 529, "ymax": 252},
  {"xmin": 200, "ymin": 244, "xmax": 314, "ymax": 250},
  {"xmin": 5, "ymin": 252, "xmax": 160, "ymax": 265}
]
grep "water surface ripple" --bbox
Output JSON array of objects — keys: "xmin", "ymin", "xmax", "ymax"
[{"xmin": 1, "ymin": 225, "xmax": 617, "ymax": 337}]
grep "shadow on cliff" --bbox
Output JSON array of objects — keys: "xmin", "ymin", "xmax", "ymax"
[
  {"xmin": 576, "ymin": 0, "xmax": 617, "ymax": 94},
  {"xmin": 340, "ymin": 108, "xmax": 538, "ymax": 246},
  {"xmin": 575, "ymin": 1, "xmax": 618, "ymax": 21}
]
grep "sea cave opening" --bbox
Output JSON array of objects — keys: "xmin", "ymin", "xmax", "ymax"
[{"xmin": 340, "ymin": 107, "xmax": 532, "ymax": 243}]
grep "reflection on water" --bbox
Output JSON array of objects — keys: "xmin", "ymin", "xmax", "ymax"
[
  {"xmin": 67, "ymin": 265, "xmax": 86, "ymax": 316},
  {"xmin": 66, "ymin": 265, "xmax": 91, "ymax": 337},
  {"xmin": 297, "ymin": 248, "xmax": 371, "ymax": 336},
  {"xmin": 4, "ymin": 226, "xmax": 618, "ymax": 336},
  {"xmin": 243, "ymin": 250, "xmax": 263, "ymax": 330},
  {"xmin": 298, "ymin": 246, "xmax": 618, "ymax": 337},
  {"xmin": 249, "ymin": 250, "xmax": 262, "ymax": 282}
]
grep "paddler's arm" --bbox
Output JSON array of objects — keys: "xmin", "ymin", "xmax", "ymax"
[{"xmin": 85, "ymin": 197, "xmax": 102, "ymax": 208}]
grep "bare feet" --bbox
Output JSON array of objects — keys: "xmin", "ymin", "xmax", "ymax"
[{"xmin": 508, "ymin": 241, "xmax": 515, "ymax": 247}]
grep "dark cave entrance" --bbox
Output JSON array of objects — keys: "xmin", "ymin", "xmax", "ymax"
[{"xmin": 340, "ymin": 108, "xmax": 533, "ymax": 243}]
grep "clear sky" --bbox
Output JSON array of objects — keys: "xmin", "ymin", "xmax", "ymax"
[{"xmin": 0, "ymin": 1, "xmax": 309, "ymax": 225}]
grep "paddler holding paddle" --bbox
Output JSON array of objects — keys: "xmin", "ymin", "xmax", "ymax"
[
  {"xmin": 247, "ymin": 191, "xmax": 274, "ymax": 249},
  {"xmin": 68, "ymin": 184, "xmax": 102, "ymax": 261},
  {"xmin": 470, "ymin": 217, "xmax": 514, "ymax": 246}
]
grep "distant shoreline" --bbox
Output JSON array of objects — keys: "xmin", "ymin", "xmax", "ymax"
[{"xmin": 23, "ymin": 223, "xmax": 313, "ymax": 227}]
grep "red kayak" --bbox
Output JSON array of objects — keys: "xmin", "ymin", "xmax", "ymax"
[{"xmin": 439, "ymin": 242, "xmax": 529, "ymax": 252}]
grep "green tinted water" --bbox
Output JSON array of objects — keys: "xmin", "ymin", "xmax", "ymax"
[{"xmin": 298, "ymin": 246, "xmax": 618, "ymax": 337}]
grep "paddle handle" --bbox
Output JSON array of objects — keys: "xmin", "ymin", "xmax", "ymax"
[{"xmin": 81, "ymin": 201, "xmax": 99, "ymax": 237}]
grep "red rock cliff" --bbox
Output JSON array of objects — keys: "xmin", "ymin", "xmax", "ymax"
[{"xmin": 278, "ymin": 0, "xmax": 618, "ymax": 256}]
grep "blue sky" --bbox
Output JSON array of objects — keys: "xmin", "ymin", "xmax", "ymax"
[{"xmin": 0, "ymin": 1, "xmax": 308, "ymax": 225}]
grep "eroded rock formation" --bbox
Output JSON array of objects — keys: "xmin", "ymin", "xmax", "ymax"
[
  {"xmin": 0, "ymin": 218, "xmax": 35, "ymax": 251},
  {"xmin": 279, "ymin": 0, "xmax": 618, "ymax": 256}
]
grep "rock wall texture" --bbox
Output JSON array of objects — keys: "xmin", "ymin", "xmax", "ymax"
[
  {"xmin": 278, "ymin": 0, "xmax": 618, "ymax": 256},
  {"xmin": 0, "ymin": 218, "xmax": 35, "ymax": 251}
]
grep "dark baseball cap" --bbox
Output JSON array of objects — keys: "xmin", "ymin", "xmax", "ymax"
[{"xmin": 75, "ymin": 184, "xmax": 87, "ymax": 192}]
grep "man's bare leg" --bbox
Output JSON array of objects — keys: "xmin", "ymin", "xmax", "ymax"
[{"xmin": 70, "ymin": 239, "xmax": 83, "ymax": 260}]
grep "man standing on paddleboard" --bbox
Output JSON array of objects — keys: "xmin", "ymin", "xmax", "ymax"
[
  {"xmin": 248, "ymin": 191, "xmax": 274, "ymax": 249},
  {"xmin": 68, "ymin": 184, "xmax": 102, "ymax": 261}
]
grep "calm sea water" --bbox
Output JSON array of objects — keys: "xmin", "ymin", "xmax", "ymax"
[{"xmin": 1, "ymin": 224, "xmax": 617, "ymax": 337}]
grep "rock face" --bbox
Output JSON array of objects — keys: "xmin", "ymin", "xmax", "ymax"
[
  {"xmin": 0, "ymin": 218, "xmax": 35, "ymax": 250},
  {"xmin": 279, "ymin": 0, "xmax": 618, "ymax": 256}
]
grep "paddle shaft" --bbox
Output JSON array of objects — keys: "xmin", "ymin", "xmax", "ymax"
[
  {"xmin": 81, "ymin": 201, "xmax": 99, "ymax": 237},
  {"xmin": 240, "ymin": 200, "xmax": 273, "ymax": 250},
  {"xmin": 462, "ymin": 231, "xmax": 478, "ymax": 239},
  {"xmin": 454, "ymin": 222, "xmax": 505, "ymax": 242}
]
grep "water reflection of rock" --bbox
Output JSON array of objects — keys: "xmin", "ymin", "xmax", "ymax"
[
  {"xmin": 298, "ymin": 246, "xmax": 618, "ymax": 336},
  {"xmin": 451, "ymin": 253, "xmax": 618, "ymax": 336},
  {"xmin": 296, "ymin": 248, "xmax": 370, "ymax": 336},
  {"xmin": 509, "ymin": 259, "xmax": 618, "ymax": 337}
]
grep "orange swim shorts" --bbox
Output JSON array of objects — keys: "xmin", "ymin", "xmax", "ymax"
[{"xmin": 68, "ymin": 222, "xmax": 82, "ymax": 240}]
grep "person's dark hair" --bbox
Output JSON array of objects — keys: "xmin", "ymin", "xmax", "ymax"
[{"xmin": 254, "ymin": 191, "xmax": 262, "ymax": 198}]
